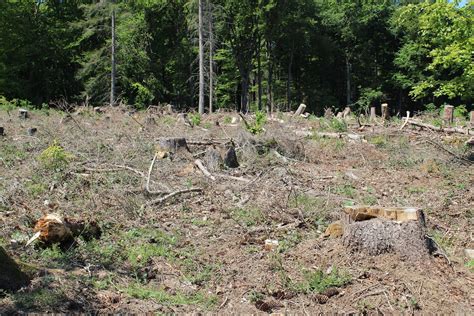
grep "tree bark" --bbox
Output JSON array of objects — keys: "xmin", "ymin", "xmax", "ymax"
[
  {"xmin": 345, "ymin": 53, "xmax": 351, "ymax": 106},
  {"xmin": 0, "ymin": 246, "xmax": 30, "ymax": 291},
  {"xmin": 257, "ymin": 36, "xmax": 262, "ymax": 111},
  {"xmin": 198, "ymin": 0, "xmax": 205, "ymax": 115},
  {"xmin": 241, "ymin": 70, "xmax": 250, "ymax": 113},
  {"xmin": 286, "ymin": 48, "xmax": 294, "ymax": 111}
]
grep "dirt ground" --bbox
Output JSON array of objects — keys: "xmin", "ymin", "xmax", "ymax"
[{"xmin": 0, "ymin": 106, "xmax": 473, "ymax": 314}]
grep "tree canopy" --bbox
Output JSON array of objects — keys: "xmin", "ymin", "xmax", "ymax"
[{"xmin": 0, "ymin": 0, "xmax": 472, "ymax": 113}]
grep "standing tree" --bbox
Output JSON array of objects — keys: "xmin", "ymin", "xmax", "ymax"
[
  {"xmin": 198, "ymin": 0, "xmax": 205, "ymax": 114},
  {"xmin": 110, "ymin": 0, "xmax": 116, "ymax": 106}
]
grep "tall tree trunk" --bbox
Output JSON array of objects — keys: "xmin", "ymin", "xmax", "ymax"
[
  {"xmin": 198, "ymin": 0, "xmax": 205, "ymax": 115},
  {"xmin": 266, "ymin": 41, "xmax": 273, "ymax": 114},
  {"xmin": 0, "ymin": 246, "xmax": 30, "ymax": 291},
  {"xmin": 345, "ymin": 53, "xmax": 351, "ymax": 106},
  {"xmin": 241, "ymin": 71, "xmax": 249, "ymax": 113},
  {"xmin": 110, "ymin": 2, "xmax": 116, "ymax": 106},
  {"xmin": 257, "ymin": 36, "xmax": 262, "ymax": 111},
  {"xmin": 208, "ymin": 3, "xmax": 214, "ymax": 113},
  {"xmin": 287, "ymin": 49, "xmax": 294, "ymax": 111}
]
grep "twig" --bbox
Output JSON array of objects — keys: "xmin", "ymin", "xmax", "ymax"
[
  {"xmin": 145, "ymin": 153, "xmax": 167, "ymax": 194},
  {"xmin": 194, "ymin": 159, "xmax": 216, "ymax": 180},
  {"xmin": 215, "ymin": 174, "xmax": 251, "ymax": 182},
  {"xmin": 218, "ymin": 297, "xmax": 229, "ymax": 309},
  {"xmin": 238, "ymin": 112, "xmax": 251, "ymax": 130}
]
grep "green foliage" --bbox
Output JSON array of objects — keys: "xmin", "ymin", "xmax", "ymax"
[
  {"xmin": 38, "ymin": 141, "xmax": 74, "ymax": 170},
  {"xmin": 123, "ymin": 283, "xmax": 217, "ymax": 308},
  {"xmin": 454, "ymin": 105, "xmax": 468, "ymax": 119},
  {"xmin": 246, "ymin": 111, "xmax": 267, "ymax": 134},
  {"xmin": 131, "ymin": 82, "xmax": 154, "ymax": 109},
  {"xmin": 188, "ymin": 112, "xmax": 202, "ymax": 126},
  {"xmin": 299, "ymin": 268, "xmax": 351, "ymax": 294},
  {"xmin": 230, "ymin": 207, "xmax": 264, "ymax": 227}
]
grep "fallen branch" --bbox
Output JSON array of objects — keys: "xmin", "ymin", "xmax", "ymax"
[
  {"xmin": 423, "ymin": 139, "xmax": 472, "ymax": 165},
  {"xmin": 141, "ymin": 188, "xmax": 202, "ymax": 210},
  {"xmin": 194, "ymin": 159, "xmax": 216, "ymax": 180},
  {"xmin": 400, "ymin": 111, "xmax": 410, "ymax": 130},
  {"xmin": 215, "ymin": 174, "xmax": 251, "ymax": 183},
  {"xmin": 80, "ymin": 163, "xmax": 145, "ymax": 178},
  {"xmin": 408, "ymin": 119, "xmax": 474, "ymax": 135}
]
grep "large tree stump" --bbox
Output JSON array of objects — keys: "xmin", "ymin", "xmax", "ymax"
[
  {"xmin": 294, "ymin": 103, "xmax": 307, "ymax": 117},
  {"xmin": 0, "ymin": 246, "xmax": 30, "ymax": 291},
  {"xmin": 341, "ymin": 206, "xmax": 430, "ymax": 259},
  {"xmin": 0, "ymin": 126, "xmax": 4, "ymax": 136},
  {"xmin": 204, "ymin": 147, "xmax": 223, "ymax": 172},
  {"xmin": 223, "ymin": 146, "xmax": 239, "ymax": 168}
]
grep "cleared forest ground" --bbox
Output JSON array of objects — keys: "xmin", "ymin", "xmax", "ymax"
[{"xmin": 0, "ymin": 107, "xmax": 473, "ymax": 314}]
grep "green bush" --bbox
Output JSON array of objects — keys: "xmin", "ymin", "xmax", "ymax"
[
  {"xmin": 189, "ymin": 112, "xmax": 201, "ymax": 126},
  {"xmin": 38, "ymin": 141, "xmax": 74, "ymax": 170},
  {"xmin": 247, "ymin": 110, "xmax": 266, "ymax": 134}
]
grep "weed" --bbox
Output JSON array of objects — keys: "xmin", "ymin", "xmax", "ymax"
[
  {"xmin": 466, "ymin": 259, "xmax": 474, "ymax": 271},
  {"xmin": 189, "ymin": 113, "xmax": 201, "ymax": 126},
  {"xmin": 278, "ymin": 231, "xmax": 302, "ymax": 253},
  {"xmin": 14, "ymin": 288, "xmax": 66, "ymax": 310},
  {"xmin": 123, "ymin": 282, "xmax": 217, "ymax": 308},
  {"xmin": 231, "ymin": 207, "xmax": 264, "ymax": 227},
  {"xmin": 453, "ymin": 105, "xmax": 467, "ymax": 119},
  {"xmin": 223, "ymin": 116, "xmax": 232, "ymax": 124},
  {"xmin": 246, "ymin": 111, "xmax": 267, "ymax": 134},
  {"xmin": 202, "ymin": 122, "xmax": 212, "ymax": 129},
  {"xmin": 0, "ymin": 144, "xmax": 27, "ymax": 167},
  {"xmin": 329, "ymin": 118, "xmax": 347, "ymax": 132},
  {"xmin": 335, "ymin": 184, "xmax": 356, "ymax": 199},
  {"xmin": 362, "ymin": 195, "xmax": 377, "ymax": 206},
  {"xmin": 38, "ymin": 141, "xmax": 74, "ymax": 170},
  {"xmin": 248, "ymin": 290, "xmax": 265, "ymax": 303},
  {"xmin": 369, "ymin": 135, "xmax": 388, "ymax": 148},
  {"xmin": 407, "ymin": 187, "xmax": 426, "ymax": 194},
  {"xmin": 298, "ymin": 268, "xmax": 351, "ymax": 294}
]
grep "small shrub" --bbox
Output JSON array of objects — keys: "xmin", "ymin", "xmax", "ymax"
[
  {"xmin": 425, "ymin": 103, "xmax": 437, "ymax": 112},
  {"xmin": 247, "ymin": 111, "xmax": 266, "ymax": 134},
  {"xmin": 299, "ymin": 268, "xmax": 351, "ymax": 294},
  {"xmin": 131, "ymin": 82, "xmax": 154, "ymax": 109},
  {"xmin": 189, "ymin": 112, "xmax": 201, "ymax": 126},
  {"xmin": 369, "ymin": 135, "xmax": 388, "ymax": 148},
  {"xmin": 454, "ymin": 105, "xmax": 467, "ymax": 119},
  {"xmin": 223, "ymin": 116, "xmax": 232, "ymax": 124},
  {"xmin": 230, "ymin": 207, "xmax": 264, "ymax": 227},
  {"xmin": 38, "ymin": 141, "xmax": 74, "ymax": 170}
]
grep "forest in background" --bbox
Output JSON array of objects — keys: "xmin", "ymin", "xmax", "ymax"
[{"xmin": 0, "ymin": 0, "xmax": 472, "ymax": 115}]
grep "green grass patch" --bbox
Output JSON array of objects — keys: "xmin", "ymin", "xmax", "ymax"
[
  {"xmin": 298, "ymin": 268, "xmax": 352, "ymax": 294},
  {"xmin": 230, "ymin": 207, "xmax": 264, "ymax": 227},
  {"xmin": 123, "ymin": 283, "xmax": 217, "ymax": 308},
  {"xmin": 14, "ymin": 288, "xmax": 66, "ymax": 310}
]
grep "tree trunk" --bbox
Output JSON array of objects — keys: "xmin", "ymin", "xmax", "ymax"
[
  {"xmin": 110, "ymin": 2, "xmax": 116, "ymax": 106},
  {"xmin": 208, "ymin": 4, "xmax": 214, "ymax": 114},
  {"xmin": 287, "ymin": 49, "xmax": 294, "ymax": 111},
  {"xmin": 198, "ymin": 0, "xmax": 205, "ymax": 115},
  {"xmin": 345, "ymin": 53, "xmax": 351, "ymax": 106},
  {"xmin": 241, "ymin": 70, "xmax": 249, "ymax": 113},
  {"xmin": 257, "ymin": 36, "xmax": 262, "ymax": 112},
  {"xmin": 0, "ymin": 246, "xmax": 30, "ymax": 291},
  {"xmin": 266, "ymin": 42, "xmax": 274, "ymax": 114}
]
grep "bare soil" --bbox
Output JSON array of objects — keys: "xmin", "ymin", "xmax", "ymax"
[{"xmin": 0, "ymin": 107, "xmax": 473, "ymax": 314}]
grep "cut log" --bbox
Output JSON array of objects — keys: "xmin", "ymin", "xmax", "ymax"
[
  {"xmin": 443, "ymin": 105, "xmax": 454, "ymax": 124},
  {"xmin": 0, "ymin": 246, "xmax": 30, "ymax": 291},
  {"xmin": 293, "ymin": 103, "xmax": 307, "ymax": 117},
  {"xmin": 408, "ymin": 119, "xmax": 474, "ymax": 135},
  {"xmin": 370, "ymin": 107, "xmax": 376, "ymax": 122},
  {"xmin": 381, "ymin": 103, "xmax": 389, "ymax": 120},
  {"xmin": 194, "ymin": 159, "xmax": 216, "ymax": 180},
  {"xmin": 223, "ymin": 146, "xmax": 239, "ymax": 168}
]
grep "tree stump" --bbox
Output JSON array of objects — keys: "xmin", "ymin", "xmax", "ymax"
[
  {"xmin": 341, "ymin": 206, "xmax": 430, "ymax": 259},
  {"xmin": 469, "ymin": 111, "xmax": 474, "ymax": 128},
  {"xmin": 370, "ymin": 107, "xmax": 376, "ymax": 122},
  {"xmin": 223, "ymin": 146, "xmax": 239, "ymax": 168},
  {"xmin": 444, "ymin": 105, "xmax": 454, "ymax": 124},
  {"xmin": 294, "ymin": 103, "xmax": 307, "ymax": 117},
  {"xmin": 19, "ymin": 109, "xmax": 28, "ymax": 119},
  {"xmin": 27, "ymin": 128, "xmax": 37, "ymax": 136},
  {"xmin": 0, "ymin": 126, "xmax": 4, "ymax": 136},
  {"xmin": 0, "ymin": 246, "xmax": 30, "ymax": 291},
  {"xmin": 204, "ymin": 147, "xmax": 223, "ymax": 172},
  {"xmin": 156, "ymin": 137, "xmax": 190, "ymax": 159},
  {"xmin": 381, "ymin": 103, "xmax": 389, "ymax": 121}
]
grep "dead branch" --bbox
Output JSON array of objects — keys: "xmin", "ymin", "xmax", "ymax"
[
  {"xmin": 423, "ymin": 139, "xmax": 472, "ymax": 165},
  {"xmin": 194, "ymin": 159, "xmax": 216, "ymax": 180},
  {"xmin": 141, "ymin": 188, "xmax": 203, "ymax": 210},
  {"xmin": 400, "ymin": 111, "xmax": 410, "ymax": 130}
]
